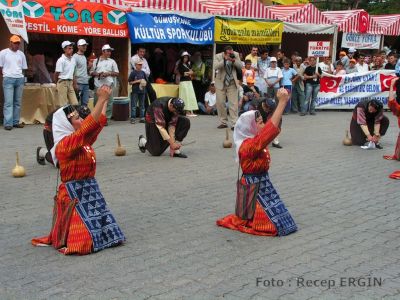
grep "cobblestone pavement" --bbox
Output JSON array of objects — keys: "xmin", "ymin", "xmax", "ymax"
[{"xmin": 0, "ymin": 111, "xmax": 399, "ymax": 300}]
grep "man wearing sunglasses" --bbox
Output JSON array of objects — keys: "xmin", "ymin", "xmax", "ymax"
[{"xmin": 0, "ymin": 35, "xmax": 27, "ymax": 130}]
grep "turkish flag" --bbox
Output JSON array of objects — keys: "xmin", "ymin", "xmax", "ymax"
[
  {"xmin": 359, "ymin": 11, "xmax": 369, "ymax": 33},
  {"xmin": 320, "ymin": 76, "xmax": 342, "ymax": 93},
  {"xmin": 380, "ymin": 74, "xmax": 397, "ymax": 92}
]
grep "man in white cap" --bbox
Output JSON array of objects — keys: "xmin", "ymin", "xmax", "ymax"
[
  {"xmin": 90, "ymin": 44, "xmax": 119, "ymax": 123},
  {"xmin": 131, "ymin": 46, "xmax": 150, "ymax": 78},
  {"xmin": 73, "ymin": 39, "xmax": 90, "ymax": 106},
  {"xmin": 55, "ymin": 41, "xmax": 78, "ymax": 106},
  {"xmin": 0, "ymin": 35, "xmax": 27, "ymax": 130}
]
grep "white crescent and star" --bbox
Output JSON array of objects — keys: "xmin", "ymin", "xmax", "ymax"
[{"xmin": 325, "ymin": 78, "xmax": 340, "ymax": 90}]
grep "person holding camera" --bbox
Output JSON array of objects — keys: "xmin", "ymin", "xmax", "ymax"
[
  {"xmin": 90, "ymin": 44, "xmax": 119, "ymax": 123},
  {"xmin": 214, "ymin": 46, "xmax": 243, "ymax": 130}
]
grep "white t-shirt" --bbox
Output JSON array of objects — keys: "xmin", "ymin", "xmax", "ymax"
[
  {"xmin": 319, "ymin": 62, "xmax": 334, "ymax": 74},
  {"xmin": 55, "ymin": 54, "xmax": 76, "ymax": 80},
  {"xmin": 91, "ymin": 57, "xmax": 119, "ymax": 88},
  {"xmin": 356, "ymin": 63, "xmax": 369, "ymax": 73},
  {"xmin": 264, "ymin": 67, "xmax": 283, "ymax": 88},
  {"xmin": 0, "ymin": 48, "xmax": 27, "ymax": 78},
  {"xmin": 204, "ymin": 91, "xmax": 216, "ymax": 107}
]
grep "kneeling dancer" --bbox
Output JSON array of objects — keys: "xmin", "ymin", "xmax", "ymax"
[
  {"xmin": 32, "ymin": 86, "xmax": 125, "ymax": 255},
  {"xmin": 138, "ymin": 97, "xmax": 190, "ymax": 158},
  {"xmin": 350, "ymin": 99, "xmax": 389, "ymax": 148},
  {"xmin": 216, "ymin": 88, "xmax": 297, "ymax": 236}
]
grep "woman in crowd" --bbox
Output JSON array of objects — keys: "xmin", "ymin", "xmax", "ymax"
[
  {"xmin": 216, "ymin": 88, "xmax": 297, "ymax": 236},
  {"xmin": 32, "ymin": 86, "xmax": 125, "ymax": 255},
  {"xmin": 383, "ymin": 78, "xmax": 400, "ymax": 179},
  {"xmin": 349, "ymin": 99, "xmax": 389, "ymax": 148},
  {"xmin": 177, "ymin": 51, "xmax": 198, "ymax": 117}
]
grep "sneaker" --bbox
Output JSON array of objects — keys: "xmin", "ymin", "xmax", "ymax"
[
  {"xmin": 4, "ymin": 126, "xmax": 12, "ymax": 131},
  {"xmin": 139, "ymin": 118, "xmax": 145, "ymax": 123},
  {"xmin": 310, "ymin": 111, "xmax": 316, "ymax": 115},
  {"xmin": 299, "ymin": 113, "xmax": 306, "ymax": 116},
  {"xmin": 130, "ymin": 119, "xmax": 136, "ymax": 124},
  {"xmin": 217, "ymin": 124, "xmax": 228, "ymax": 129},
  {"xmin": 138, "ymin": 135, "xmax": 146, "ymax": 153},
  {"xmin": 13, "ymin": 123, "xmax": 24, "ymax": 128},
  {"xmin": 36, "ymin": 147, "xmax": 46, "ymax": 165},
  {"xmin": 375, "ymin": 143, "xmax": 383, "ymax": 149},
  {"xmin": 173, "ymin": 152, "xmax": 188, "ymax": 158},
  {"xmin": 272, "ymin": 143, "xmax": 283, "ymax": 149}
]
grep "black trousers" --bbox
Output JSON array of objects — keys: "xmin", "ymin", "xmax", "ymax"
[
  {"xmin": 43, "ymin": 129, "xmax": 55, "ymax": 165},
  {"xmin": 350, "ymin": 116, "xmax": 390, "ymax": 146},
  {"xmin": 145, "ymin": 116, "xmax": 190, "ymax": 156}
]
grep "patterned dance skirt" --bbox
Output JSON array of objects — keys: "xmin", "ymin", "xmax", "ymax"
[
  {"xmin": 217, "ymin": 173, "xmax": 297, "ymax": 236},
  {"xmin": 32, "ymin": 178, "xmax": 125, "ymax": 255}
]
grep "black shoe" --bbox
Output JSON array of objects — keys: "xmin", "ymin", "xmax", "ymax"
[
  {"xmin": 375, "ymin": 143, "xmax": 383, "ymax": 149},
  {"xmin": 139, "ymin": 119, "xmax": 145, "ymax": 123},
  {"xmin": 217, "ymin": 124, "xmax": 228, "ymax": 129},
  {"xmin": 173, "ymin": 153, "xmax": 188, "ymax": 158},
  {"xmin": 231, "ymin": 126, "xmax": 234, "ymax": 131},
  {"xmin": 299, "ymin": 113, "xmax": 306, "ymax": 116},
  {"xmin": 4, "ymin": 126, "xmax": 12, "ymax": 131},
  {"xmin": 36, "ymin": 147, "xmax": 46, "ymax": 165},
  {"xmin": 13, "ymin": 123, "xmax": 24, "ymax": 128},
  {"xmin": 272, "ymin": 143, "xmax": 283, "ymax": 149},
  {"xmin": 138, "ymin": 135, "xmax": 146, "ymax": 153},
  {"xmin": 310, "ymin": 111, "xmax": 316, "ymax": 115}
]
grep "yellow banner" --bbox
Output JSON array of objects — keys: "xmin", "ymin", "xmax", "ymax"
[{"xmin": 215, "ymin": 17, "xmax": 283, "ymax": 45}]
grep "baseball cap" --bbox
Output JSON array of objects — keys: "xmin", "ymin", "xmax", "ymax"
[
  {"xmin": 348, "ymin": 47, "xmax": 356, "ymax": 53},
  {"xmin": 339, "ymin": 51, "xmax": 347, "ymax": 56},
  {"xmin": 102, "ymin": 44, "xmax": 114, "ymax": 51},
  {"xmin": 77, "ymin": 39, "xmax": 88, "ymax": 46},
  {"xmin": 349, "ymin": 59, "xmax": 357, "ymax": 64},
  {"xmin": 181, "ymin": 51, "xmax": 191, "ymax": 57},
  {"xmin": 171, "ymin": 98, "xmax": 185, "ymax": 113},
  {"xmin": 61, "ymin": 41, "xmax": 74, "ymax": 49},
  {"xmin": 10, "ymin": 35, "xmax": 21, "ymax": 43},
  {"xmin": 210, "ymin": 81, "xmax": 215, "ymax": 86},
  {"xmin": 270, "ymin": 57, "xmax": 277, "ymax": 62}
]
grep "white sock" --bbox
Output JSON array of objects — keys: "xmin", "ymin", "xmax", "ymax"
[
  {"xmin": 174, "ymin": 149, "xmax": 181, "ymax": 154},
  {"xmin": 39, "ymin": 147, "xmax": 47, "ymax": 158},
  {"xmin": 273, "ymin": 138, "xmax": 279, "ymax": 144},
  {"xmin": 139, "ymin": 137, "xmax": 147, "ymax": 147}
]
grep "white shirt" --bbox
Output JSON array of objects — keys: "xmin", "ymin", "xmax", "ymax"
[
  {"xmin": 204, "ymin": 91, "xmax": 216, "ymax": 107},
  {"xmin": 264, "ymin": 67, "xmax": 283, "ymax": 88},
  {"xmin": 319, "ymin": 62, "xmax": 334, "ymax": 74},
  {"xmin": 130, "ymin": 54, "xmax": 150, "ymax": 77},
  {"xmin": 0, "ymin": 48, "xmax": 27, "ymax": 78},
  {"xmin": 356, "ymin": 63, "xmax": 369, "ymax": 73},
  {"xmin": 55, "ymin": 54, "xmax": 76, "ymax": 80},
  {"xmin": 90, "ymin": 57, "xmax": 119, "ymax": 88},
  {"xmin": 72, "ymin": 53, "xmax": 89, "ymax": 84}
]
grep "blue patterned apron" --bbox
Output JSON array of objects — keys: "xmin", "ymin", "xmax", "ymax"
[
  {"xmin": 65, "ymin": 178, "xmax": 126, "ymax": 252},
  {"xmin": 244, "ymin": 173, "xmax": 297, "ymax": 236}
]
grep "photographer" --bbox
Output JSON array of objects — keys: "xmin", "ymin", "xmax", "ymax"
[{"xmin": 214, "ymin": 46, "xmax": 243, "ymax": 130}]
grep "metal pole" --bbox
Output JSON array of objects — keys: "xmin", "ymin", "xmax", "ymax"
[
  {"xmin": 332, "ymin": 25, "xmax": 338, "ymax": 62},
  {"xmin": 212, "ymin": 42, "xmax": 217, "ymax": 81}
]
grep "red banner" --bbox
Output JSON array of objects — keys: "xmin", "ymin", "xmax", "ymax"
[{"xmin": 23, "ymin": 0, "xmax": 128, "ymax": 38}]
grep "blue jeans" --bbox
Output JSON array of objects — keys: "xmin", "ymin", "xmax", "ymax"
[
  {"xmin": 3, "ymin": 77, "xmax": 24, "ymax": 127},
  {"xmin": 130, "ymin": 92, "xmax": 146, "ymax": 119},
  {"xmin": 77, "ymin": 83, "xmax": 89, "ymax": 106},
  {"xmin": 283, "ymin": 85, "xmax": 292, "ymax": 113},
  {"xmin": 303, "ymin": 83, "xmax": 320, "ymax": 113},
  {"xmin": 197, "ymin": 102, "xmax": 217, "ymax": 114}
]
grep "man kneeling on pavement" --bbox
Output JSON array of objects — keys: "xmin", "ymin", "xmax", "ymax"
[{"xmin": 138, "ymin": 97, "xmax": 190, "ymax": 158}]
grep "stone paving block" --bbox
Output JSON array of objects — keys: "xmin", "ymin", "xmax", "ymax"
[{"xmin": 1, "ymin": 112, "xmax": 399, "ymax": 299}]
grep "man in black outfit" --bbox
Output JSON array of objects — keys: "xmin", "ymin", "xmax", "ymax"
[{"xmin": 138, "ymin": 97, "xmax": 190, "ymax": 158}]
